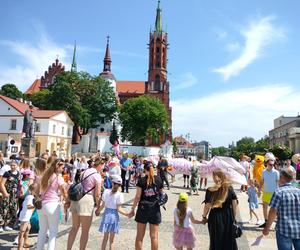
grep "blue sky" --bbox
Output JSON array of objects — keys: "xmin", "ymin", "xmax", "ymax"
[{"xmin": 1, "ymin": 0, "xmax": 300, "ymax": 147}]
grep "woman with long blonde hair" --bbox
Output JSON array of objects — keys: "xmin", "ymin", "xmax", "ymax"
[
  {"xmin": 36, "ymin": 159, "xmax": 68, "ymax": 250},
  {"xmin": 130, "ymin": 161, "xmax": 164, "ymax": 250},
  {"xmin": 201, "ymin": 169, "xmax": 238, "ymax": 250}
]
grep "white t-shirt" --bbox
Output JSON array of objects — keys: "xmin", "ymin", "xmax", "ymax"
[
  {"xmin": 174, "ymin": 207, "xmax": 193, "ymax": 228},
  {"xmin": 0, "ymin": 164, "xmax": 11, "ymax": 176},
  {"xmin": 102, "ymin": 189, "xmax": 124, "ymax": 209},
  {"xmin": 19, "ymin": 195, "xmax": 34, "ymax": 222}
]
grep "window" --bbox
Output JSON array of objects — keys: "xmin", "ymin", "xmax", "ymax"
[
  {"xmin": 100, "ymin": 118, "xmax": 105, "ymax": 124},
  {"xmin": 61, "ymin": 126, "xmax": 65, "ymax": 135},
  {"xmin": 53, "ymin": 125, "xmax": 56, "ymax": 134},
  {"xmin": 154, "ymin": 74, "xmax": 160, "ymax": 91},
  {"xmin": 35, "ymin": 123, "xmax": 41, "ymax": 132},
  {"xmin": 156, "ymin": 47, "xmax": 160, "ymax": 53},
  {"xmin": 67, "ymin": 127, "xmax": 71, "ymax": 137},
  {"xmin": 10, "ymin": 119, "xmax": 17, "ymax": 130}
]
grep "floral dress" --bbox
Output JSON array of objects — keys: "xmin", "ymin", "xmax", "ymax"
[{"xmin": 1, "ymin": 170, "xmax": 20, "ymax": 227}]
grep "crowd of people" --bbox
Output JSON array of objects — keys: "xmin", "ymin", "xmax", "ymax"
[{"xmin": 0, "ymin": 149, "xmax": 300, "ymax": 250}]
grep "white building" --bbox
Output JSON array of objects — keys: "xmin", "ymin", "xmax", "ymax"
[{"xmin": 0, "ymin": 95, "xmax": 74, "ymax": 158}]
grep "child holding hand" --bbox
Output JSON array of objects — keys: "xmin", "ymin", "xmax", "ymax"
[
  {"xmin": 173, "ymin": 192, "xmax": 202, "ymax": 250},
  {"xmin": 247, "ymin": 179, "xmax": 259, "ymax": 224},
  {"xmin": 95, "ymin": 175, "xmax": 130, "ymax": 250},
  {"xmin": 18, "ymin": 184, "xmax": 35, "ymax": 250}
]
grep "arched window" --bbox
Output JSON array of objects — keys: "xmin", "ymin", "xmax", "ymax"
[{"xmin": 154, "ymin": 75, "xmax": 160, "ymax": 91}]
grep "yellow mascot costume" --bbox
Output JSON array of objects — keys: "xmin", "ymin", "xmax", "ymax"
[{"xmin": 253, "ymin": 155, "xmax": 265, "ymax": 184}]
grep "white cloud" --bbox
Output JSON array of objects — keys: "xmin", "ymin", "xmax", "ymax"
[
  {"xmin": 172, "ymin": 72, "xmax": 198, "ymax": 90},
  {"xmin": 213, "ymin": 16, "xmax": 285, "ymax": 80},
  {"xmin": 225, "ymin": 42, "xmax": 241, "ymax": 52},
  {"xmin": 171, "ymin": 84, "xmax": 300, "ymax": 147},
  {"xmin": 0, "ymin": 35, "xmax": 71, "ymax": 91}
]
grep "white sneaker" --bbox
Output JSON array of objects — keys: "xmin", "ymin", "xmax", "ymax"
[
  {"xmin": 0, "ymin": 226, "xmax": 3, "ymax": 232},
  {"xmin": 4, "ymin": 226, "xmax": 13, "ymax": 231},
  {"xmin": 13, "ymin": 235, "xmax": 19, "ymax": 245}
]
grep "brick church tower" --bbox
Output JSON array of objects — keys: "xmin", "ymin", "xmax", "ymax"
[{"xmin": 146, "ymin": 0, "xmax": 172, "ymax": 143}]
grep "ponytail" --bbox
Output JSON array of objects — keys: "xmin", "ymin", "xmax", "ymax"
[{"xmin": 144, "ymin": 161, "xmax": 156, "ymax": 187}]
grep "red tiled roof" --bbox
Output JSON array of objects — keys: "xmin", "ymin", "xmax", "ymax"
[
  {"xmin": 174, "ymin": 136, "xmax": 195, "ymax": 148},
  {"xmin": 32, "ymin": 110, "xmax": 63, "ymax": 118},
  {"xmin": 0, "ymin": 95, "xmax": 37, "ymax": 115},
  {"xmin": 25, "ymin": 79, "xmax": 41, "ymax": 94},
  {"xmin": 116, "ymin": 81, "xmax": 145, "ymax": 94},
  {"xmin": 0, "ymin": 95, "xmax": 65, "ymax": 118}
]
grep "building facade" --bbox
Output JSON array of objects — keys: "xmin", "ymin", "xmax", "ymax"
[
  {"xmin": 193, "ymin": 141, "xmax": 212, "ymax": 160},
  {"xmin": 269, "ymin": 115, "xmax": 300, "ymax": 153},
  {"xmin": 0, "ymin": 95, "xmax": 73, "ymax": 158},
  {"xmin": 25, "ymin": 1, "xmax": 172, "ymax": 151},
  {"xmin": 174, "ymin": 136, "xmax": 196, "ymax": 156}
]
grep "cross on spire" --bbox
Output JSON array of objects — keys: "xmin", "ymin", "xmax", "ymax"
[{"xmin": 103, "ymin": 36, "xmax": 111, "ymax": 72}]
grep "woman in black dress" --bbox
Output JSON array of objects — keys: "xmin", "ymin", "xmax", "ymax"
[
  {"xmin": 201, "ymin": 169, "xmax": 238, "ymax": 250},
  {"xmin": 130, "ymin": 161, "xmax": 163, "ymax": 250}
]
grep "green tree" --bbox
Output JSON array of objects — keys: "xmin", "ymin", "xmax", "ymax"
[
  {"xmin": 271, "ymin": 144, "xmax": 293, "ymax": 160},
  {"xmin": 119, "ymin": 95, "xmax": 169, "ymax": 145},
  {"xmin": 27, "ymin": 89, "xmax": 51, "ymax": 109},
  {"xmin": 212, "ymin": 147, "xmax": 219, "ymax": 156},
  {"xmin": 236, "ymin": 137, "xmax": 255, "ymax": 155},
  {"xmin": 212, "ymin": 146, "xmax": 229, "ymax": 156},
  {"xmin": 172, "ymin": 139, "xmax": 178, "ymax": 154},
  {"xmin": 0, "ymin": 83, "xmax": 23, "ymax": 99},
  {"xmin": 27, "ymin": 71, "xmax": 118, "ymax": 134},
  {"xmin": 255, "ymin": 136, "xmax": 270, "ymax": 154}
]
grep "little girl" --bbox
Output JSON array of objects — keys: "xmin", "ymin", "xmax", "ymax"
[
  {"xmin": 95, "ymin": 175, "xmax": 130, "ymax": 250},
  {"xmin": 173, "ymin": 192, "xmax": 202, "ymax": 250},
  {"xmin": 247, "ymin": 179, "xmax": 259, "ymax": 224},
  {"xmin": 18, "ymin": 184, "xmax": 35, "ymax": 250}
]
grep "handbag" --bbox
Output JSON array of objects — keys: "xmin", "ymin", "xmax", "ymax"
[
  {"xmin": 231, "ymin": 207, "xmax": 242, "ymax": 238},
  {"xmin": 34, "ymin": 176, "xmax": 57, "ymax": 210}
]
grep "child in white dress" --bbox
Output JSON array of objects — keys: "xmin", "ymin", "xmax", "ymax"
[{"xmin": 18, "ymin": 184, "xmax": 35, "ymax": 250}]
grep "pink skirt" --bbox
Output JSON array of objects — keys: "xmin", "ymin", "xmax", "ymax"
[{"xmin": 173, "ymin": 225, "xmax": 196, "ymax": 249}]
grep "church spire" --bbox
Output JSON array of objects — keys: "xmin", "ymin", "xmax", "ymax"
[
  {"xmin": 103, "ymin": 36, "xmax": 111, "ymax": 72},
  {"xmin": 155, "ymin": 0, "xmax": 162, "ymax": 33},
  {"xmin": 71, "ymin": 40, "xmax": 77, "ymax": 72}
]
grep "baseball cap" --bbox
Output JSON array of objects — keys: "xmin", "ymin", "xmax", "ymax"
[
  {"xmin": 111, "ymin": 175, "xmax": 122, "ymax": 184},
  {"xmin": 179, "ymin": 192, "xmax": 188, "ymax": 202}
]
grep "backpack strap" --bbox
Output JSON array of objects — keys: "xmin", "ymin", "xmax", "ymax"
[
  {"xmin": 80, "ymin": 170, "xmax": 99, "ymax": 196},
  {"xmin": 80, "ymin": 170, "xmax": 97, "ymax": 183}
]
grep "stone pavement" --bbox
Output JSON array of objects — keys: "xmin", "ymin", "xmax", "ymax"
[{"xmin": 0, "ymin": 176, "xmax": 278, "ymax": 249}]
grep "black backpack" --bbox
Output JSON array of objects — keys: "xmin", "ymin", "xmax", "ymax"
[{"xmin": 68, "ymin": 171, "xmax": 97, "ymax": 201}]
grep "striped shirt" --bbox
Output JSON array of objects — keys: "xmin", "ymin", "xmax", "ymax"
[{"xmin": 269, "ymin": 183, "xmax": 300, "ymax": 239}]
